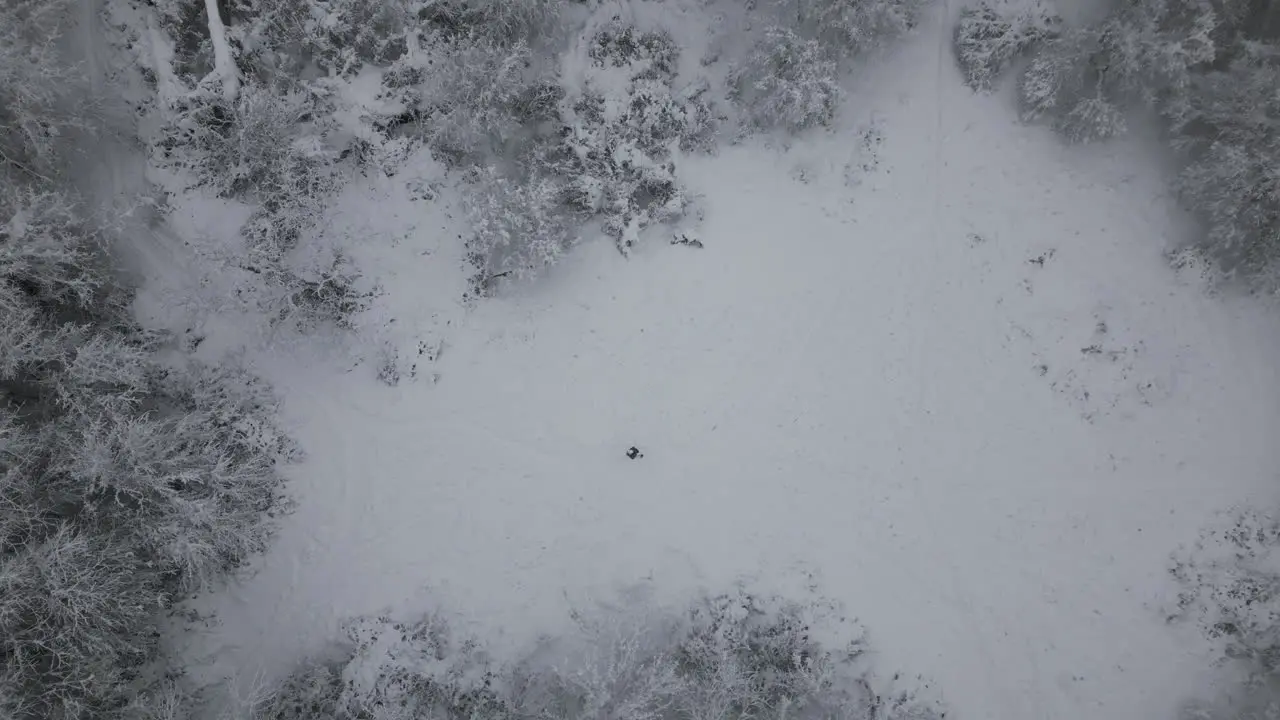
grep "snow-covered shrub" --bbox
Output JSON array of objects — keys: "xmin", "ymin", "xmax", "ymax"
[
  {"xmin": 1172, "ymin": 509, "xmax": 1280, "ymax": 675},
  {"xmin": 589, "ymin": 18, "xmax": 681, "ymax": 81},
  {"xmin": 731, "ymin": 27, "xmax": 843, "ymax": 132},
  {"xmin": 553, "ymin": 88, "xmax": 695, "ymax": 254},
  {"xmin": 156, "ymin": 81, "xmax": 382, "ymax": 329},
  {"xmin": 256, "ymin": 587, "xmax": 947, "ymax": 720},
  {"xmin": 1055, "ymin": 90, "xmax": 1128, "ymax": 143},
  {"xmin": 463, "ymin": 167, "xmax": 575, "ymax": 293},
  {"xmin": 580, "ymin": 20, "xmax": 717, "ymax": 152},
  {"xmin": 226, "ymin": 0, "xmax": 565, "ymax": 79},
  {"xmin": 953, "ymin": 0, "xmax": 1061, "ymax": 91},
  {"xmin": 161, "ymin": 83, "xmax": 335, "ymax": 210},
  {"xmin": 726, "ymin": 0, "xmax": 925, "ymax": 135},
  {"xmin": 160, "ymin": 81, "xmax": 336, "ymax": 259},
  {"xmin": 279, "ymin": 254, "xmax": 378, "ymax": 331},
  {"xmin": 340, "ymin": 613, "xmax": 502, "ymax": 719},
  {"xmin": 242, "ymin": 0, "xmax": 416, "ymax": 77},
  {"xmin": 252, "ymin": 613, "xmax": 503, "ymax": 719},
  {"xmin": 253, "ymin": 665, "xmax": 344, "ymax": 720},
  {"xmin": 384, "ymin": 38, "xmax": 560, "ymax": 164},
  {"xmin": 782, "ymin": 0, "xmax": 928, "ymax": 57},
  {"xmin": 417, "ymin": 0, "xmax": 568, "ymax": 47},
  {"xmin": 1016, "ymin": 28, "xmax": 1121, "ymax": 141},
  {"xmin": 459, "ymin": 18, "xmax": 713, "ymax": 283},
  {"xmin": 176, "ymin": 236, "xmax": 379, "ymax": 335},
  {"xmin": 1170, "ymin": 508, "xmax": 1280, "ymax": 717},
  {"xmin": 546, "ymin": 21, "xmax": 711, "ymax": 255}
]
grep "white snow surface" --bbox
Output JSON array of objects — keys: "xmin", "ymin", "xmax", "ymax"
[{"xmin": 165, "ymin": 7, "xmax": 1280, "ymax": 720}]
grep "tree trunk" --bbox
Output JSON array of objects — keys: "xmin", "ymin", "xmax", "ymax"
[{"xmin": 203, "ymin": 0, "xmax": 239, "ymax": 101}]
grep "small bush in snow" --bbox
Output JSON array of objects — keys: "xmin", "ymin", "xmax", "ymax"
[
  {"xmin": 589, "ymin": 18, "xmax": 681, "ymax": 80},
  {"xmin": 952, "ymin": 0, "xmax": 1061, "ymax": 91},
  {"xmin": 731, "ymin": 27, "xmax": 843, "ymax": 132},
  {"xmin": 1172, "ymin": 509, "xmax": 1280, "ymax": 675},
  {"xmin": 1170, "ymin": 508, "xmax": 1280, "ymax": 718},
  {"xmin": 255, "ymin": 587, "xmax": 947, "ymax": 720},
  {"xmin": 161, "ymin": 83, "xmax": 336, "ymax": 215}
]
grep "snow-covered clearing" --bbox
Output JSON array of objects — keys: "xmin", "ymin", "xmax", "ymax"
[{"xmin": 166, "ymin": 9, "xmax": 1280, "ymax": 720}]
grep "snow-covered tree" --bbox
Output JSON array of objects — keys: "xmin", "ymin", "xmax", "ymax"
[
  {"xmin": 240, "ymin": 0, "xmax": 416, "ymax": 77},
  {"xmin": 0, "ymin": 268, "xmax": 294, "ymax": 718},
  {"xmin": 782, "ymin": 0, "xmax": 928, "ymax": 57},
  {"xmin": 231, "ymin": 0, "xmax": 566, "ymax": 80},
  {"xmin": 724, "ymin": 0, "xmax": 927, "ymax": 135},
  {"xmin": 953, "ymin": 0, "xmax": 1061, "ymax": 91},
  {"xmin": 1172, "ymin": 44, "xmax": 1280, "ymax": 287},
  {"xmin": 1006, "ymin": 0, "xmax": 1280, "ymax": 286},
  {"xmin": 463, "ymin": 166, "xmax": 576, "ymax": 293},
  {"xmin": 390, "ymin": 37, "xmax": 560, "ymax": 164},
  {"xmin": 1016, "ymin": 27, "xmax": 1127, "ymax": 141},
  {"xmin": 416, "ymin": 0, "xmax": 567, "ymax": 47},
  {"xmin": 0, "ymin": 5, "xmax": 295, "ymax": 717},
  {"xmin": 253, "ymin": 587, "xmax": 947, "ymax": 720},
  {"xmin": 0, "ymin": 0, "xmax": 93, "ymax": 182},
  {"xmin": 0, "ymin": 184, "xmax": 295, "ymax": 713},
  {"xmin": 730, "ymin": 27, "xmax": 843, "ymax": 132},
  {"xmin": 549, "ymin": 21, "xmax": 709, "ymax": 256},
  {"xmin": 1016, "ymin": 0, "xmax": 1219, "ymax": 140},
  {"xmin": 456, "ymin": 17, "xmax": 714, "ymax": 285}
]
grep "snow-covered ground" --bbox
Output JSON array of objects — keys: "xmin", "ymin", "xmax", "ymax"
[{"xmin": 164, "ymin": 8, "xmax": 1280, "ymax": 720}]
